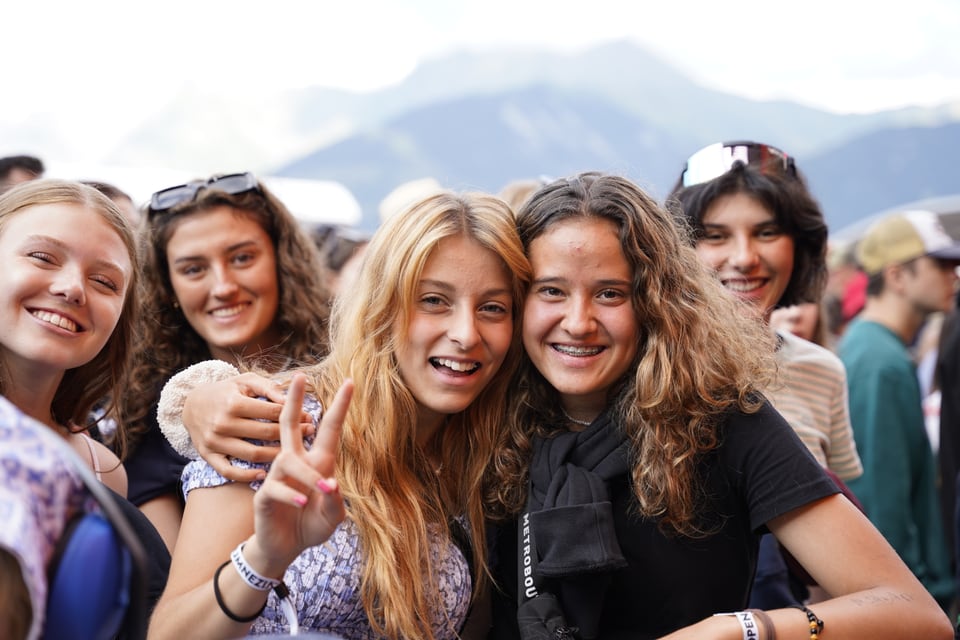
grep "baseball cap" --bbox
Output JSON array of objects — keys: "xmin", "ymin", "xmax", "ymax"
[{"xmin": 855, "ymin": 210, "xmax": 960, "ymax": 275}]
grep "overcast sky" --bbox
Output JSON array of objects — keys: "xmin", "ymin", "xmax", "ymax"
[{"xmin": 2, "ymin": 0, "xmax": 958, "ymax": 152}]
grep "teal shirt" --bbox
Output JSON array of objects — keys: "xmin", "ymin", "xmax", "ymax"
[{"xmin": 839, "ymin": 319, "xmax": 954, "ymax": 603}]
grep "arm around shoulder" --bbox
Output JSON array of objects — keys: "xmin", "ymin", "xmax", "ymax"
[{"xmin": 157, "ymin": 360, "xmax": 241, "ymax": 459}]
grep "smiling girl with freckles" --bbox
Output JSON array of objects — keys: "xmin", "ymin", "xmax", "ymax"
[{"xmin": 0, "ymin": 179, "xmax": 139, "ymax": 496}]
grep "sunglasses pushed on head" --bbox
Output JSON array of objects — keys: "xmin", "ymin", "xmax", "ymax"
[
  {"xmin": 679, "ymin": 141, "xmax": 797, "ymax": 188},
  {"xmin": 148, "ymin": 172, "xmax": 260, "ymax": 219}
]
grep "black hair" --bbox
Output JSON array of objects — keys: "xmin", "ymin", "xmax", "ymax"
[
  {"xmin": 0, "ymin": 155, "xmax": 44, "ymax": 181},
  {"xmin": 667, "ymin": 162, "xmax": 828, "ymax": 308}
]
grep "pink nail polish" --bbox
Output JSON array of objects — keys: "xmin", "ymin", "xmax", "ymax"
[
  {"xmin": 316, "ymin": 478, "xmax": 334, "ymax": 494},
  {"xmin": 293, "ymin": 495, "xmax": 307, "ymax": 506}
]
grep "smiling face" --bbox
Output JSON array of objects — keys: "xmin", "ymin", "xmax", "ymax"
[
  {"xmin": 522, "ymin": 217, "xmax": 640, "ymax": 422},
  {"xmin": 393, "ymin": 233, "xmax": 515, "ymax": 439},
  {"xmin": 694, "ymin": 192, "xmax": 795, "ymax": 322},
  {"xmin": 0, "ymin": 203, "xmax": 132, "ymax": 380},
  {"xmin": 165, "ymin": 206, "xmax": 281, "ymax": 363}
]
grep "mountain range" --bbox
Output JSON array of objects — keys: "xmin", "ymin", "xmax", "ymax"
[{"xmin": 30, "ymin": 40, "xmax": 960, "ymax": 233}]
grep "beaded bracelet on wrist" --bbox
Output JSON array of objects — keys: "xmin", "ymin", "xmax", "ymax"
[{"xmin": 791, "ymin": 604, "xmax": 824, "ymax": 640}]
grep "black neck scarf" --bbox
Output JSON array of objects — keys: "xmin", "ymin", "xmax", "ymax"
[{"xmin": 517, "ymin": 411, "xmax": 631, "ymax": 640}]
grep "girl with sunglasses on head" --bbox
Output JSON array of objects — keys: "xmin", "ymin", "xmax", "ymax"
[
  {"xmin": 119, "ymin": 172, "xmax": 332, "ymax": 552},
  {"xmin": 483, "ymin": 172, "xmax": 950, "ymax": 639},
  {"xmin": 147, "ymin": 192, "xmax": 531, "ymax": 639},
  {"xmin": 668, "ymin": 142, "xmax": 863, "ymax": 608}
]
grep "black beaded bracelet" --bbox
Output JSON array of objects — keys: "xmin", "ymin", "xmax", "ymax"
[
  {"xmin": 791, "ymin": 604, "xmax": 824, "ymax": 640},
  {"xmin": 213, "ymin": 560, "xmax": 267, "ymax": 623}
]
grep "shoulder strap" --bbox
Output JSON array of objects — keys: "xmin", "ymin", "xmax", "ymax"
[{"xmin": 81, "ymin": 433, "xmax": 103, "ymax": 481}]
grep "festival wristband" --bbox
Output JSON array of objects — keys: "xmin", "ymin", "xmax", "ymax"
[
  {"xmin": 230, "ymin": 542, "xmax": 281, "ymax": 591},
  {"xmin": 713, "ymin": 610, "xmax": 760, "ymax": 640}
]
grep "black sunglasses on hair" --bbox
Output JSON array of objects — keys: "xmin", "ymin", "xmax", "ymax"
[
  {"xmin": 679, "ymin": 141, "xmax": 797, "ymax": 188},
  {"xmin": 148, "ymin": 172, "xmax": 260, "ymax": 218}
]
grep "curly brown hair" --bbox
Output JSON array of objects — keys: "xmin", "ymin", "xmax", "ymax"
[
  {"xmin": 121, "ymin": 177, "xmax": 331, "ymax": 448},
  {"xmin": 486, "ymin": 173, "xmax": 777, "ymax": 537}
]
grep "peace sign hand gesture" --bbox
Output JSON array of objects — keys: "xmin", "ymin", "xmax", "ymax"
[{"xmin": 249, "ymin": 373, "xmax": 353, "ymax": 574}]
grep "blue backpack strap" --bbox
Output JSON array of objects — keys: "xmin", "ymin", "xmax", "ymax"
[
  {"xmin": 44, "ymin": 475, "xmax": 149, "ymax": 639},
  {"xmin": 43, "ymin": 511, "xmax": 132, "ymax": 640},
  {"xmin": 0, "ymin": 395, "xmax": 148, "ymax": 639}
]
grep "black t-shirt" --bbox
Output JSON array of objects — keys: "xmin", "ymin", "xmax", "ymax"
[
  {"xmin": 125, "ymin": 398, "xmax": 190, "ymax": 507},
  {"xmin": 937, "ymin": 308, "xmax": 960, "ymax": 558},
  {"xmin": 489, "ymin": 401, "xmax": 838, "ymax": 639}
]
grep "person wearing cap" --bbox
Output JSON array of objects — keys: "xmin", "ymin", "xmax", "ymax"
[{"xmin": 839, "ymin": 209, "xmax": 960, "ymax": 609}]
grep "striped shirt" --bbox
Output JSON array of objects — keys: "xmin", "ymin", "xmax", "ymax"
[{"xmin": 766, "ymin": 330, "xmax": 863, "ymax": 481}]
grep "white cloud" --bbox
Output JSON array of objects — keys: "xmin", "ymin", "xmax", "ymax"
[
  {"xmin": 0, "ymin": 0, "xmax": 957, "ymax": 147},
  {"xmin": 401, "ymin": 0, "xmax": 960, "ymax": 113}
]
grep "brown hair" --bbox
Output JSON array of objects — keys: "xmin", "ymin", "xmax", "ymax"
[
  {"xmin": 0, "ymin": 549, "xmax": 32, "ymax": 640},
  {"xmin": 488, "ymin": 173, "xmax": 776, "ymax": 536},
  {"xmin": 121, "ymin": 178, "xmax": 331, "ymax": 448}
]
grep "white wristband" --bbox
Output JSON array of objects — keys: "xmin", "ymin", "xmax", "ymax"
[
  {"xmin": 713, "ymin": 611, "xmax": 759, "ymax": 640},
  {"xmin": 230, "ymin": 543, "xmax": 281, "ymax": 591},
  {"xmin": 157, "ymin": 360, "xmax": 240, "ymax": 459}
]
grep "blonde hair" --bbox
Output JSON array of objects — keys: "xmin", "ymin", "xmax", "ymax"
[
  {"xmin": 0, "ymin": 179, "xmax": 139, "ymax": 454},
  {"xmin": 301, "ymin": 191, "xmax": 531, "ymax": 638}
]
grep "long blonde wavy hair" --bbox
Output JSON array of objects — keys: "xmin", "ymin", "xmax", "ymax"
[
  {"xmin": 488, "ymin": 173, "xmax": 776, "ymax": 537},
  {"xmin": 302, "ymin": 191, "xmax": 531, "ymax": 638}
]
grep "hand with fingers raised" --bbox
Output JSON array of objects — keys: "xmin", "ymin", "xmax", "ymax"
[{"xmin": 249, "ymin": 373, "xmax": 353, "ymax": 572}]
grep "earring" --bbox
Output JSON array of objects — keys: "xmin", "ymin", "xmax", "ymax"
[{"xmin": 172, "ymin": 301, "xmax": 180, "ymax": 309}]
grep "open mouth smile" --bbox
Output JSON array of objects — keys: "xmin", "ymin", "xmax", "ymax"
[
  {"xmin": 209, "ymin": 303, "xmax": 250, "ymax": 318},
  {"xmin": 30, "ymin": 309, "xmax": 81, "ymax": 333},
  {"xmin": 721, "ymin": 278, "xmax": 768, "ymax": 293},
  {"xmin": 552, "ymin": 344, "xmax": 604, "ymax": 357},
  {"xmin": 430, "ymin": 357, "xmax": 481, "ymax": 374}
]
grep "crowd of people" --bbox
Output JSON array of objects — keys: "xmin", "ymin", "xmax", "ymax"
[{"xmin": 0, "ymin": 148, "xmax": 958, "ymax": 639}]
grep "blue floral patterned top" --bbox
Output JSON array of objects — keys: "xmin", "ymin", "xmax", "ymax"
[{"xmin": 181, "ymin": 393, "xmax": 472, "ymax": 638}]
